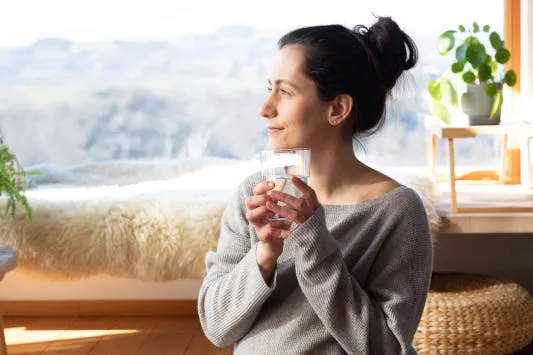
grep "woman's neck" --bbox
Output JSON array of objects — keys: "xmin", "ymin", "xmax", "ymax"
[{"xmin": 309, "ymin": 142, "xmax": 366, "ymax": 203}]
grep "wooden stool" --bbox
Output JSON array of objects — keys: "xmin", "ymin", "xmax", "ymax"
[
  {"xmin": 414, "ymin": 273, "xmax": 533, "ymax": 355},
  {"xmin": 0, "ymin": 247, "xmax": 17, "ymax": 355},
  {"xmin": 424, "ymin": 115, "xmax": 533, "ymax": 213}
]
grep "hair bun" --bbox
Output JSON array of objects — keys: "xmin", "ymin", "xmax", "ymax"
[{"xmin": 364, "ymin": 17, "xmax": 418, "ymax": 90}]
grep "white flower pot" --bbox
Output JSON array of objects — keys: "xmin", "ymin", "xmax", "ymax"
[{"xmin": 460, "ymin": 83, "xmax": 501, "ymax": 125}]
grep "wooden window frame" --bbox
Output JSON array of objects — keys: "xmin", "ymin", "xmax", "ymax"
[
  {"xmin": 506, "ymin": 0, "xmax": 521, "ymax": 92},
  {"xmin": 500, "ymin": 0, "xmax": 522, "ymax": 184}
]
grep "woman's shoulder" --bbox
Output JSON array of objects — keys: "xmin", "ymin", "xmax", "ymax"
[
  {"xmin": 360, "ymin": 167, "xmax": 427, "ymax": 214},
  {"xmin": 377, "ymin": 185, "xmax": 434, "ymax": 237},
  {"xmin": 387, "ymin": 184, "xmax": 427, "ymax": 213},
  {"xmin": 322, "ymin": 184, "xmax": 422, "ymax": 214}
]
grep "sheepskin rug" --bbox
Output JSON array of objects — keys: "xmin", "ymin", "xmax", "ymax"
[
  {"xmin": 0, "ymin": 200, "xmax": 224, "ymax": 282},
  {"xmin": 0, "ymin": 158, "xmax": 442, "ymax": 282}
]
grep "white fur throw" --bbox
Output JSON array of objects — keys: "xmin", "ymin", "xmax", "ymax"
[{"xmin": 0, "ymin": 159, "xmax": 441, "ymax": 282}]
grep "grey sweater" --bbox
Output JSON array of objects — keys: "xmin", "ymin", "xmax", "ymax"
[{"xmin": 198, "ymin": 173, "xmax": 433, "ymax": 354}]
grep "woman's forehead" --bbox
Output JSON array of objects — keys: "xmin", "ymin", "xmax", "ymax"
[{"xmin": 269, "ymin": 45, "xmax": 307, "ymax": 82}]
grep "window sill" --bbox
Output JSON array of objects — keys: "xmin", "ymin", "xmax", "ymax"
[
  {"xmin": 435, "ymin": 182, "xmax": 533, "ymax": 234},
  {"xmin": 373, "ymin": 165, "xmax": 533, "ymax": 234}
]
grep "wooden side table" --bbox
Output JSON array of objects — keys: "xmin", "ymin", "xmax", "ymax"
[
  {"xmin": 424, "ymin": 115, "xmax": 533, "ymax": 213},
  {"xmin": 0, "ymin": 247, "xmax": 17, "ymax": 355}
]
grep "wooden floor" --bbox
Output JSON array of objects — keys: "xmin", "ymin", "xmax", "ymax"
[
  {"xmin": 4, "ymin": 315, "xmax": 532, "ymax": 354},
  {"xmin": 4, "ymin": 315, "xmax": 233, "ymax": 355}
]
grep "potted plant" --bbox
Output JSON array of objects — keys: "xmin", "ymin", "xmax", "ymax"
[
  {"xmin": 0, "ymin": 137, "xmax": 33, "ymax": 221},
  {"xmin": 427, "ymin": 22, "xmax": 517, "ymax": 125}
]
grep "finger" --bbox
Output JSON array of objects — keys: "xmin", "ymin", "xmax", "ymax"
[
  {"xmin": 269, "ymin": 190, "xmax": 312, "ymax": 217},
  {"xmin": 245, "ymin": 206, "xmax": 270, "ymax": 224},
  {"xmin": 291, "ymin": 176, "xmax": 320, "ymax": 211},
  {"xmin": 245, "ymin": 194, "xmax": 271, "ymax": 209},
  {"xmin": 266, "ymin": 201, "xmax": 307, "ymax": 225},
  {"xmin": 270, "ymin": 219, "xmax": 292, "ymax": 230},
  {"xmin": 269, "ymin": 190, "xmax": 301, "ymax": 209},
  {"xmin": 253, "ymin": 181, "xmax": 275, "ymax": 195}
]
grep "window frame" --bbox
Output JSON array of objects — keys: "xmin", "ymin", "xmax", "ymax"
[{"xmin": 505, "ymin": 0, "xmax": 521, "ymax": 93}]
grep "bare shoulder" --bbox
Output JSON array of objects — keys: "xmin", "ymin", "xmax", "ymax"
[
  {"xmin": 358, "ymin": 166, "xmax": 401, "ymax": 201},
  {"xmin": 366, "ymin": 168, "xmax": 428, "ymax": 214}
]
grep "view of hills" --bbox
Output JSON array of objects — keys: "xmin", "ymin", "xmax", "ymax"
[{"xmin": 0, "ymin": 25, "xmax": 499, "ymax": 168}]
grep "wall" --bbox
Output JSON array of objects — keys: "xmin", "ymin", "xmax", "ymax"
[
  {"xmin": 433, "ymin": 233, "xmax": 533, "ymax": 293},
  {"xmin": 0, "ymin": 273, "xmax": 201, "ymax": 300}
]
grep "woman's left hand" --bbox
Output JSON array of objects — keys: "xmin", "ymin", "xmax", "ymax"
[{"xmin": 266, "ymin": 176, "xmax": 320, "ymax": 230}]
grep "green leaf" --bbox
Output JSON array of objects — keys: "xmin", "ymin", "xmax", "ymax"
[
  {"xmin": 495, "ymin": 48, "xmax": 511, "ymax": 64},
  {"xmin": 483, "ymin": 25, "xmax": 491, "ymax": 32},
  {"xmin": 466, "ymin": 43, "xmax": 486, "ymax": 68},
  {"xmin": 437, "ymin": 31, "xmax": 456, "ymax": 55},
  {"xmin": 465, "ymin": 36, "xmax": 480, "ymax": 45},
  {"xmin": 473, "ymin": 22, "xmax": 480, "ymax": 33},
  {"xmin": 430, "ymin": 100, "xmax": 451, "ymax": 124},
  {"xmin": 455, "ymin": 43, "xmax": 468, "ymax": 62},
  {"xmin": 463, "ymin": 71, "xmax": 476, "ymax": 83},
  {"xmin": 427, "ymin": 79, "xmax": 442, "ymax": 100},
  {"xmin": 451, "ymin": 62, "xmax": 464, "ymax": 73},
  {"xmin": 504, "ymin": 69, "xmax": 517, "ymax": 86},
  {"xmin": 485, "ymin": 82, "xmax": 498, "ymax": 97},
  {"xmin": 478, "ymin": 63, "xmax": 492, "ymax": 81},
  {"xmin": 489, "ymin": 32, "xmax": 503, "ymax": 50},
  {"xmin": 439, "ymin": 77, "xmax": 458, "ymax": 108},
  {"xmin": 483, "ymin": 54, "xmax": 491, "ymax": 63},
  {"xmin": 490, "ymin": 89, "xmax": 503, "ymax": 119},
  {"xmin": 0, "ymin": 143, "xmax": 33, "ymax": 222},
  {"xmin": 489, "ymin": 61, "xmax": 498, "ymax": 76},
  {"xmin": 459, "ymin": 25, "xmax": 466, "ymax": 32}
]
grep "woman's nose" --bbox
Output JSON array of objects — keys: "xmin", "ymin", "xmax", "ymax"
[{"xmin": 259, "ymin": 95, "xmax": 276, "ymax": 119}]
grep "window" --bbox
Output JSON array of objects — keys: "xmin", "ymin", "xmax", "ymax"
[{"xmin": 0, "ymin": 0, "xmax": 505, "ymax": 168}]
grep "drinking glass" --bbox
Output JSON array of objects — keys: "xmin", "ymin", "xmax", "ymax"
[{"xmin": 258, "ymin": 148, "xmax": 311, "ymax": 221}]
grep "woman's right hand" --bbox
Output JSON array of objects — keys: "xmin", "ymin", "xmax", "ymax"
[{"xmin": 245, "ymin": 181, "xmax": 290, "ymax": 279}]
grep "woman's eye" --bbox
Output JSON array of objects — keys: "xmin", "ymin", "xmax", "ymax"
[
  {"xmin": 280, "ymin": 89, "xmax": 290, "ymax": 95},
  {"xmin": 267, "ymin": 85, "xmax": 272, "ymax": 92}
]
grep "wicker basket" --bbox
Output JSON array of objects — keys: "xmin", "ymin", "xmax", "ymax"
[{"xmin": 414, "ymin": 273, "xmax": 533, "ymax": 355}]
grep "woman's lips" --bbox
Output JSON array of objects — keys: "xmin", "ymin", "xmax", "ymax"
[{"xmin": 267, "ymin": 127, "xmax": 284, "ymax": 134}]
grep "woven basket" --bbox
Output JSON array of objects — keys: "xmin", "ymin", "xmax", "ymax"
[{"xmin": 414, "ymin": 273, "xmax": 533, "ymax": 355}]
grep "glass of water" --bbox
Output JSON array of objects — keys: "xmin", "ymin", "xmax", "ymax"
[{"xmin": 259, "ymin": 148, "xmax": 311, "ymax": 221}]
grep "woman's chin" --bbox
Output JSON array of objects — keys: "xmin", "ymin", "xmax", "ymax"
[
  {"xmin": 269, "ymin": 143, "xmax": 307, "ymax": 150},
  {"xmin": 268, "ymin": 142, "xmax": 290, "ymax": 150}
]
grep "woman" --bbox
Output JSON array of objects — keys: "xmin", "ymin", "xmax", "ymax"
[{"xmin": 198, "ymin": 16, "xmax": 433, "ymax": 355}]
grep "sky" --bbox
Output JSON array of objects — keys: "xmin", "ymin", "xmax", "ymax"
[{"xmin": 0, "ymin": 0, "xmax": 504, "ymax": 45}]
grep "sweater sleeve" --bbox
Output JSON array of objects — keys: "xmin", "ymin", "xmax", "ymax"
[
  {"xmin": 197, "ymin": 178, "xmax": 277, "ymax": 347},
  {"xmin": 292, "ymin": 190, "xmax": 433, "ymax": 354}
]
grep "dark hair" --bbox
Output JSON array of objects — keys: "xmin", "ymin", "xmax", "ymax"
[{"xmin": 278, "ymin": 16, "xmax": 418, "ymax": 137}]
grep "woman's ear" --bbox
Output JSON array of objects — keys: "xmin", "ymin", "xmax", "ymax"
[{"xmin": 327, "ymin": 94, "xmax": 353, "ymax": 126}]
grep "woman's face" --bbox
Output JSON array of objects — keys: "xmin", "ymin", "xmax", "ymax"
[{"xmin": 259, "ymin": 44, "xmax": 330, "ymax": 150}]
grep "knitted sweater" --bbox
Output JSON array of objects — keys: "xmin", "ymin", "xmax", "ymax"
[{"xmin": 198, "ymin": 173, "xmax": 433, "ymax": 354}]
